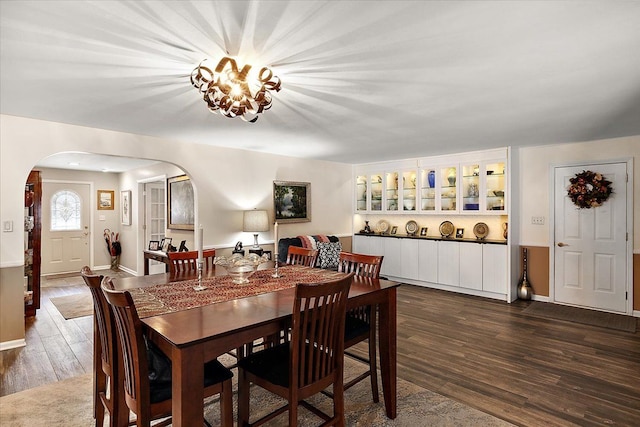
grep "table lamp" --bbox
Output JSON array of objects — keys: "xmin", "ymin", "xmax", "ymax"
[{"xmin": 243, "ymin": 209, "xmax": 269, "ymax": 252}]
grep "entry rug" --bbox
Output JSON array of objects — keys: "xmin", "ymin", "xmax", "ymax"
[
  {"xmin": 523, "ymin": 301, "xmax": 636, "ymax": 333},
  {"xmin": 0, "ymin": 356, "xmax": 515, "ymax": 427},
  {"xmin": 49, "ymin": 293, "xmax": 93, "ymax": 319}
]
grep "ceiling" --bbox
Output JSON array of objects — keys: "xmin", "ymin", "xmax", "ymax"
[{"xmin": 2, "ymin": 1, "xmax": 640, "ymax": 171}]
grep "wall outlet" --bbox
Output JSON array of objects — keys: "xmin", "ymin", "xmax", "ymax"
[
  {"xmin": 3, "ymin": 220, "xmax": 13, "ymax": 232},
  {"xmin": 531, "ymin": 216, "xmax": 545, "ymax": 225}
]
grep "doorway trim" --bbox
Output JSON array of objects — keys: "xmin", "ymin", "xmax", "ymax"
[
  {"xmin": 548, "ymin": 158, "xmax": 633, "ymax": 315},
  {"xmin": 136, "ymin": 175, "xmax": 166, "ymax": 275}
]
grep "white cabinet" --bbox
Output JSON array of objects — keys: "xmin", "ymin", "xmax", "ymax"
[
  {"xmin": 437, "ymin": 240, "xmax": 459, "ymax": 287},
  {"xmin": 418, "ymin": 239, "xmax": 438, "ymax": 283},
  {"xmin": 401, "ymin": 238, "xmax": 420, "ymax": 280},
  {"xmin": 459, "ymin": 243, "xmax": 482, "ymax": 290},
  {"xmin": 482, "ymin": 244, "xmax": 508, "ymax": 294},
  {"xmin": 382, "ymin": 238, "xmax": 402, "ymax": 277}
]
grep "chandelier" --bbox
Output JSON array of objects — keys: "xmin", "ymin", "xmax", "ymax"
[{"xmin": 190, "ymin": 57, "xmax": 281, "ymax": 123}]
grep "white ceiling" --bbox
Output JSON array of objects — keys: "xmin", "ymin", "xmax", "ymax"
[{"xmin": 2, "ymin": 0, "xmax": 640, "ymax": 171}]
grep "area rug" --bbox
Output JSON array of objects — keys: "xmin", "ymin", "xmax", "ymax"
[
  {"xmin": 0, "ymin": 356, "xmax": 514, "ymax": 427},
  {"xmin": 49, "ymin": 293, "xmax": 93, "ymax": 319},
  {"xmin": 523, "ymin": 301, "xmax": 637, "ymax": 333}
]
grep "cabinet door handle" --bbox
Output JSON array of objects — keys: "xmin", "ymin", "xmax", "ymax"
[{"xmin": 557, "ymin": 242, "xmax": 569, "ymax": 247}]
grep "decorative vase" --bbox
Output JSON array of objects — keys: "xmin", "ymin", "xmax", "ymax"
[
  {"xmin": 503, "ymin": 222, "xmax": 508, "ymax": 239},
  {"xmin": 447, "ymin": 168, "xmax": 456, "ymax": 186},
  {"xmin": 517, "ymin": 248, "xmax": 532, "ymax": 300},
  {"xmin": 364, "ymin": 221, "xmax": 372, "ymax": 234},
  {"xmin": 427, "ymin": 170, "xmax": 435, "ymax": 188}
]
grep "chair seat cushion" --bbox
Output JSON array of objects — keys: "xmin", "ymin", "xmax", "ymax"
[
  {"xmin": 344, "ymin": 314, "xmax": 370, "ymax": 343},
  {"xmin": 237, "ymin": 343, "xmax": 290, "ymax": 388},
  {"xmin": 149, "ymin": 358, "xmax": 233, "ymax": 404}
]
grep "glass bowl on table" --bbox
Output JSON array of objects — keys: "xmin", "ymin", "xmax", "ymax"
[{"xmin": 214, "ymin": 253, "xmax": 270, "ymax": 284}]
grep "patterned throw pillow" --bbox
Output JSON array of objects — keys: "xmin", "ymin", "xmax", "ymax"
[{"xmin": 317, "ymin": 241, "xmax": 342, "ymax": 269}]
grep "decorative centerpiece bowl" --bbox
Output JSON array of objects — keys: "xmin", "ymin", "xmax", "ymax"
[{"xmin": 214, "ymin": 253, "xmax": 270, "ymax": 284}]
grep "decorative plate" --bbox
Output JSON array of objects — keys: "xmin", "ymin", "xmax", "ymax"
[
  {"xmin": 473, "ymin": 222, "xmax": 489, "ymax": 239},
  {"xmin": 376, "ymin": 219, "xmax": 390, "ymax": 234},
  {"xmin": 405, "ymin": 220, "xmax": 419, "ymax": 235},
  {"xmin": 439, "ymin": 221, "xmax": 454, "ymax": 237}
]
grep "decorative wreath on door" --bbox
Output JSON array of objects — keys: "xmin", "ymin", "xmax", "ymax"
[{"xmin": 567, "ymin": 170, "xmax": 613, "ymax": 209}]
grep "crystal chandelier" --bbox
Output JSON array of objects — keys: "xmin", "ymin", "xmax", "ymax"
[{"xmin": 190, "ymin": 57, "xmax": 281, "ymax": 123}]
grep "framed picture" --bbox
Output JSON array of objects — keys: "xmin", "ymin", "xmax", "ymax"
[
  {"xmin": 160, "ymin": 237, "xmax": 172, "ymax": 252},
  {"xmin": 420, "ymin": 227, "xmax": 428, "ymax": 236},
  {"xmin": 456, "ymin": 228, "xmax": 464, "ymax": 239},
  {"xmin": 167, "ymin": 175, "xmax": 195, "ymax": 230},
  {"xmin": 273, "ymin": 181, "xmax": 311, "ymax": 223},
  {"xmin": 390, "ymin": 226, "xmax": 398, "ymax": 235},
  {"xmin": 148, "ymin": 240, "xmax": 160, "ymax": 251},
  {"xmin": 120, "ymin": 190, "xmax": 131, "ymax": 225},
  {"xmin": 97, "ymin": 190, "xmax": 114, "ymax": 210}
]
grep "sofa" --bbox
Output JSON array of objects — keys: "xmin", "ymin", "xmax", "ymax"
[{"xmin": 277, "ymin": 235, "xmax": 341, "ymax": 269}]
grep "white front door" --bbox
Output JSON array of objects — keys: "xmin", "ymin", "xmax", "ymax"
[
  {"xmin": 553, "ymin": 163, "xmax": 627, "ymax": 313},
  {"xmin": 145, "ymin": 181, "xmax": 166, "ymax": 275},
  {"xmin": 41, "ymin": 182, "xmax": 91, "ymax": 275}
]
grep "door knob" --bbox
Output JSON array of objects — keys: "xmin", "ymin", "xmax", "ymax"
[{"xmin": 557, "ymin": 242, "xmax": 569, "ymax": 247}]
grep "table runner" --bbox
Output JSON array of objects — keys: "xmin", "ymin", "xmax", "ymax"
[{"xmin": 129, "ymin": 265, "xmax": 346, "ymax": 318}]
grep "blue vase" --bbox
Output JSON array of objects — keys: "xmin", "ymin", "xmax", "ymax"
[{"xmin": 427, "ymin": 170, "xmax": 435, "ymax": 188}]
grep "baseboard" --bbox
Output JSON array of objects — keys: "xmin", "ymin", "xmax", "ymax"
[
  {"xmin": 633, "ymin": 310, "xmax": 640, "ymax": 318},
  {"xmin": 531, "ymin": 294, "xmax": 550, "ymax": 302},
  {"xmin": 93, "ymin": 265, "xmax": 136, "ymax": 276},
  {"xmin": 0, "ymin": 338, "xmax": 26, "ymax": 351}
]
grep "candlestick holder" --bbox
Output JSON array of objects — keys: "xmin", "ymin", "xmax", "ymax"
[
  {"xmin": 271, "ymin": 253, "xmax": 282, "ymax": 278},
  {"xmin": 193, "ymin": 260, "xmax": 207, "ymax": 291}
]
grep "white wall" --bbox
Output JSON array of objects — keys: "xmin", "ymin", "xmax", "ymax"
[
  {"xmin": 0, "ymin": 114, "xmax": 353, "ymax": 343},
  {"xmin": 517, "ymin": 135, "xmax": 639, "ymax": 249}
]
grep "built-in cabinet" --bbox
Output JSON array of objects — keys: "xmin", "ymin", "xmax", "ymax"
[
  {"xmin": 24, "ymin": 170, "xmax": 42, "ymax": 317},
  {"xmin": 353, "ymin": 234, "xmax": 508, "ymax": 301},
  {"xmin": 355, "ymin": 150, "xmax": 507, "ymax": 215}
]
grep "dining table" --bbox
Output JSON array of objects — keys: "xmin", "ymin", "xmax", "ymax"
[{"xmin": 111, "ymin": 263, "xmax": 400, "ymax": 426}]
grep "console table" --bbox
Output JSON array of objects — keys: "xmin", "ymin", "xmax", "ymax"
[{"xmin": 143, "ymin": 250, "xmax": 170, "ymax": 275}]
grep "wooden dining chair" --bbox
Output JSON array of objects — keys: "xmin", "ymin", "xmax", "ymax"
[
  {"xmin": 81, "ymin": 266, "xmax": 129, "ymax": 427},
  {"xmin": 237, "ymin": 273, "xmax": 354, "ymax": 427},
  {"xmin": 167, "ymin": 249, "xmax": 215, "ymax": 275},
  {"xmin": 336, "ymin": 251, "xmax": 384, "ymax": 403},
  {"xmin": 101, "ymin": 276, "xmax": 233, "ymax": 427},
  {"xmin": 285, "ymin": 245, "xmax": 319, "ymax": 267}
]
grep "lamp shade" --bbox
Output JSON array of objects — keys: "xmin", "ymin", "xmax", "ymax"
[{"xmin": 243, "ymin": 210, "xmax": 269, "ymax": 232}]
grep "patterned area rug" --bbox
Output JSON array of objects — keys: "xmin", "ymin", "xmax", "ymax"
[{"xmin": 0, "ymin": 355, "xmax": 514, "ymax": 427}]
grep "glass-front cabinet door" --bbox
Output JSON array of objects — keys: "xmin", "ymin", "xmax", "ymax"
[
  {"xmin": 370, "ymin": 173, "xmax": 383, "ymax": 212},
  {"xmin": 420, "ymin": 168, "xmax": 436, "ymax": 211},
  {"xmin": 485, "ymin": 161, "xmax": 506, "ymax": 211},
  {"xmin": 385, "ymin": 171, "xmax": 399, "ymax": 211},
  {"xmin": 355, "ymin": 174, "xmax": 367, "ymax": 212},
  {"xmin": 402, "ymin": 170, "xmax": 417, "ymax": 211},
  {"xmin": 461, "ymin": 163, "xmax": 480, "ymax": 212},
  {"xmin": 440, "ymin": 166, "xmax": 457, "ymax": 211}
]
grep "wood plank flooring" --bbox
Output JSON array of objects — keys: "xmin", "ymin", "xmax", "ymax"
[{"xmin": 2, "ymin": 279, "xmax": 639, "ymax": 426}]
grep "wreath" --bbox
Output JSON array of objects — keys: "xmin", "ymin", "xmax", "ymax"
[{"xmin": 567, "ymin": 170, "xmax": 613, "ymax": 209}]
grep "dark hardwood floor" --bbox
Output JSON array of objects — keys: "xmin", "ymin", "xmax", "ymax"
[{"xmin": 1, "ymin": 279, "xmax": 639, "ymax": 426}]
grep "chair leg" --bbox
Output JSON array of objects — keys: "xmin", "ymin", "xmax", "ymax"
[
  {"xmin": 238, "ymin": 369, "xmax": 250, "ymax": 427},
  {"xmin": 220, "ymin": 379, "xmax": 233, "ymax": 427},
  {"xmin": 334, "ymin": 378, "xmax": 345, "ymax": 427},
  {"xmin": 288, "ymin": 401, "xmax": 298, "ymax": 427},
  {"xmin": 369, "ymin": 325, "xmax": 379, "ymax": 403}
]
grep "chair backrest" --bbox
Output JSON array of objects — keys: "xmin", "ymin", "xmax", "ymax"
[
  {"xmin": 81, "ymin": 266, "xmax": 114, "ymax": 373},
  {"xmin": 290, "ymin": 273, "xmax": 353, "ymax": 390},
  {"xmin": 337, "ymin": 251, "xmax": 383, "ymax": 279},
  {"xmin": 167, "ymin": 249, "xmax": 216, "ymax": 274},
  {"xmin": 101, "ymin": 276, "xmax": 152, "ymax": 420},
  {"xmin": 286, "ymin": 246, "xmax": 318, "ymax": 267}
]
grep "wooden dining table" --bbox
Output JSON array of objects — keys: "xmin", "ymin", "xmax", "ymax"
[{"xmin": 112, "ymin": 264, "xmax": 400, "ymax": 426}]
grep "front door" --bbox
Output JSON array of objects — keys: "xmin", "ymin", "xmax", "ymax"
[
  {"xmin": 41, "ymin": 182, "xmax": 91, "ymax": 274},
  {"xmin": 553, "ymin": 162, "xmax": 627, "ymax": 313}
]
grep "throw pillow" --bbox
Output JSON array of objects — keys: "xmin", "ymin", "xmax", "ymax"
[{"xmin": 317, "ymin": 241, "xmax": 341, "ymax": 269}]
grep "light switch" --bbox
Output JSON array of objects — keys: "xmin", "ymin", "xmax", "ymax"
[{"xmin": 3, "ymin": 220, "xmax": 13, "ymax": 232}]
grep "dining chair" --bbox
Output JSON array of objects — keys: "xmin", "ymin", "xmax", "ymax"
[
  {"xmin": 81, "ymin": 266, "xmax": 129, "ymax": 427},
  {"xmin": 336, "ymin": 251, "xmax": 384, "ymax": 403},
  {"xmin": 167, "ymin": 249, "xmax": 215, "ymax": 275},
  {"xmin": 237, "ymin": 273, "xmax": 354, "ymax": 427},
  {"xmin": 101, "ymin": 276, "xmax": 234, "ymax": 427},
  {"xmin": 285, "ymin": 245, "xmax": 319, "ymax": 267}
]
